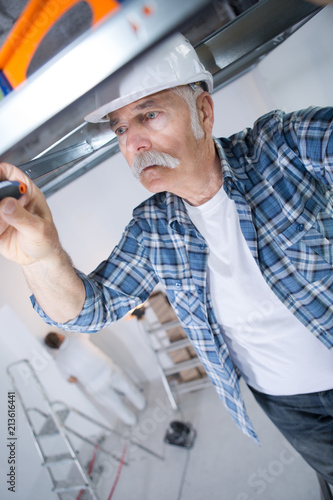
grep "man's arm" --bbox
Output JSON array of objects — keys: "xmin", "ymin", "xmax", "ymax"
[
  {"xmin": 0, "ymin": 162, "xmax": 85, "ymax": 323},
  {"xmin": 23, "ymin": 250, "xmax": 86, "ymax": 323}
]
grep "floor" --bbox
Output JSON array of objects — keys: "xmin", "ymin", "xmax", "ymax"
[{"xmin": 59, "ymin": 378, "xmax": 326, "ymax": 500}]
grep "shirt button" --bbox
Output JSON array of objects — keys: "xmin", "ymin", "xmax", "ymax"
[
  {"xmin": 296, "ymin": 224, "xmax": 304, "ymax": 232},
  {"xmin": 175, "ymin": 282, "xmax": 181, "ymax": 288},
  {"xmin": 200, "ymin": 244, "xmax": 205, "ymax": 250},
  {"xmin": 197, "ymin": 288, "xmax": 203, "ymax": 295}
]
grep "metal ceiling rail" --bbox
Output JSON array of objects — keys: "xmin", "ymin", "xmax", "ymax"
[
  {"xmin": 197, "ymin": 0, "xmax": 321, "ymax": 91},
  {"xmin": 0, "ymin": 0, "xmax": 212, "ymax": 158},
  {"xmin": 19, "ymin": 141, "xmax": 97, "ymax": 180},
  {"xmin": 39, "ymin": 137, "xmax": 120, "ymax": 197},
  {"xmin": 0, "ymin": 0, "xmax": 322, "ymax": 197}
]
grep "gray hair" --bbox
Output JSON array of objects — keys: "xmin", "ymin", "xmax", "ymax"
[{"xmin": 171, "ymin": 85, "xmax": 205, "ymax": 139}]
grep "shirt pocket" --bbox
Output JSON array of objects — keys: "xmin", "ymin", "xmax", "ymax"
[
  {"xmin": 162, "ymin": 277, "xmax": 208, "ymax": 331},
  {"xmin": 282, "ymin": 215, "xmax": 333, "ymax": 283}
]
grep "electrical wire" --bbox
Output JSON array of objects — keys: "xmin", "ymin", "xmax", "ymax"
[
  {"xmin": 107, "ymin": 440, "xmax": 129, "ymax": 500},
  {"xmin": 76, "ymin": 443, "xmax": 99, "ymax": 500},
  {"xmin": 176, "ymin": 448, "xmax": 191, "ymax": 500},
  {"xmin": 174, "ymin": 403, "xmax": 192, "ymax": 500}
]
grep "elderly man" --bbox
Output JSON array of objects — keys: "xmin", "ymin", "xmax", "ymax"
[{"xmin": 0, "ymin": 32, "xmax": 332, "ymax": 483}]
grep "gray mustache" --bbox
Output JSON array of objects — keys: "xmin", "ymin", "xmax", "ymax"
[{"xmin": 131, "ymin": 151, "xmax": 180, "ymax": 180}]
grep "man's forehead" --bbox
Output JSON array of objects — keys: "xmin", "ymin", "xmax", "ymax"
[{"xmin": 108, "ymin": 90, "xmax": 176, "ymax": 124}]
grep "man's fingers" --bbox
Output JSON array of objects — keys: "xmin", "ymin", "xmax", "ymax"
[
  {"xmin": 0, "ymin": 162, "xmax": 27, "ymax": 183},
  {"xmin": 0, "ymin": 218, "xmax": 9, "ymax": 236},
  {"xmin": 0, "ymin": 198, "xmax": 16, "ymax": 215},
  {"xmin": 0, "ymin": 194, "xmax": 60, "ymax": 265},
  {"xmin": 0, "ymin": 197, "xmax": 46, "ymax": 238},
  {"xmin": 0, "ymin": 162, "xmax": 36, "ymax": 204}
]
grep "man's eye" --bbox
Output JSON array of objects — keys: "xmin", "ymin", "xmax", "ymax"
[
  {"xmin": 115, "ymin": 126, "xmax": 126, "ymax": 136},
  {"xmin": 146, "ymin": 111, "xmax": 159, "ymax": 120}
]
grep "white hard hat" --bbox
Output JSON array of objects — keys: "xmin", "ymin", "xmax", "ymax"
[{"xmin": 84, "ymin": 32, "xmax": 213, "ymax": 123}]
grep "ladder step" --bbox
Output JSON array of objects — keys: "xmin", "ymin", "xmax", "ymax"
[
  {"xmin": 174, "ymin": 377, "xmax": 211, "ymax": 394},
  {"xmin": 164, "ymin": 358, "xmax": 203, "ymax": 376},
  {"xmin": 37, "ymin": 409, "xmax": 71, "ymax": 436},
  {"xmin": 146, "ymin": 319, "xmax": 180, "ymax": 333},
  {"xmin": 53, "ymin": 480, "xmax": 89, "ymax": 493},
  {"xmin": 43, "ymin": 453, "xmax": 75, "ymax": 465},
  {"xmin": 156, "ymin": 338, "xmax": 191, "ymax": 353}
]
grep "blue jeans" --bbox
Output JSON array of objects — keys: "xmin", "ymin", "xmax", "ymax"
[{"xmin": 248, "ymin": 386, "xmax": 333, "ymax": 485}]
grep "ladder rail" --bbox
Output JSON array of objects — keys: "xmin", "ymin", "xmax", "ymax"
[
  {"xmin": 6, "ymin": 366, "xmax": 50, "ymax": 464},
  {"xmin": 61, "ymin": 423, "xmax": 127, "ymax": 465},
  {"xmin": 137, "ymin": 300, "xmax": 209, "ymax": 411},
  {"xmin": 27, "ymin": 404, "xmax": 127, "ymax": 465},
  {"xmin": 57, "ymin": 402, "xmax": 164, "ymax": 461},
  {"xmin": 140, "ymin": 319, "xmax": 179, "ymax": 411},
  {"xmin": 7, "ymin": 359, "xmax": 99, "ymax": 499}
]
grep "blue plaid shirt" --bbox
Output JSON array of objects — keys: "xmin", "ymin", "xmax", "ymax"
[{"xmin": 34, "ymin": 106, "xmax": 333, "ymax": 442}]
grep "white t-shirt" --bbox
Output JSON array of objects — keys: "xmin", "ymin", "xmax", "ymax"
[
  {"xmin": 185, "ymin": 186, "xmax": 333, "ymax": 396},
  {"xmin": 55, "ymin": 335, "xmax": 113, "ymax": 393}
]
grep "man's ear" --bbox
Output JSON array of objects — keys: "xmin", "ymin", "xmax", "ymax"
[{"xmin": 197, "ymin": 92, "xmax": 215, "ymax": 136}]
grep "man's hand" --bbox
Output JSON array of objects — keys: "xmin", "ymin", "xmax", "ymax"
[
  {"xmin": 0, "ymin": 162, "xmax": 86, "ymax": 324},
  {"xmin": 0, "ymin": 162, "xmax": 60, "ymax": 266}
]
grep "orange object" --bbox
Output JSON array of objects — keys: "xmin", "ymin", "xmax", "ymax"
[
  {"xmin": 18, "ymin": 181, "xmax": 27, "ymax": 194},
  {"xmin": 0, "ymin": 0, "xmax": 121, "ymax": 90},
  {"xmin": 0, "ymin": 181, "xmax": 27, "ymax": 201},
  {"xmin": 142, "ymin": 5, "xmax": 154, "ymax": 16}
]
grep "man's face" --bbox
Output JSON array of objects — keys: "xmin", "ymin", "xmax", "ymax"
[{"xmin": 108, "ymin": 89, "xmax": 213, "ymax": 197}]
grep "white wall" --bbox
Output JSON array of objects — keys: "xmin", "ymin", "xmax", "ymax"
[
  {"xmin": 253, "ymin": 6, "xmax": 333, "ymax": 112},
  {"xmin": 212, "ymin": 5, "xmax": 333, "ymax": 138},
  {"xmin": 0, "ymin": 6, "xmax": 332, "ymax": 498}
]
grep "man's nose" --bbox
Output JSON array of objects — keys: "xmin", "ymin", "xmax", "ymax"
[{"xmin": 125, "ymin": 124, "xmax": 152, "ymax": 154}]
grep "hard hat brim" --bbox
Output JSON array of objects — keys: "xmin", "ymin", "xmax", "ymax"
[
  {"xmin": 85, "ymin": 75, "xmax": 213, "ymax": 123},
  {"xmin": 84, "ymin": 33, "xmax": 213, "ymax": 123}
]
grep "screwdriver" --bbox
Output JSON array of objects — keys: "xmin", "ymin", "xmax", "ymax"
[{"xmin": 0, "ymin": 181, "xmax": 27, "ymax": 202}]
